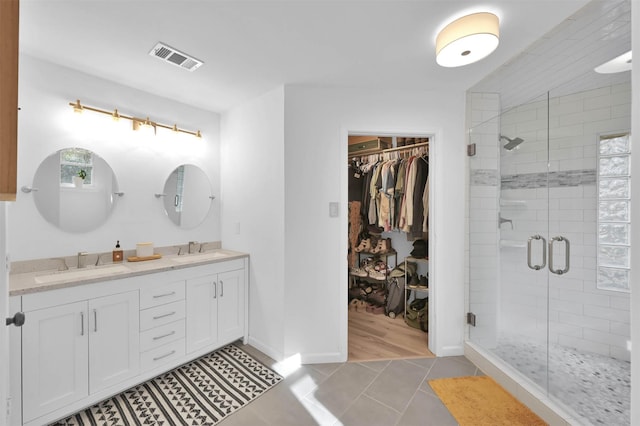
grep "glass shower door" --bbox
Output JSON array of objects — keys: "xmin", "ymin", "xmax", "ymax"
[
  {"xmin": 493, "ymin": 93, "xmax": 551, "ymax": 391},
  {"xmin": 467, "ymin": 92, "xmax": 551, "ymax": 393},
  {"xmin": 545, "ymin": 83, "xmax": 632, "ymax": 425}
]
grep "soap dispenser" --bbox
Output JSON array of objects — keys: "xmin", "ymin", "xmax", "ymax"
[{"xmin": 113, "ymin": 240, "xmax": 123, "ymax": 263}]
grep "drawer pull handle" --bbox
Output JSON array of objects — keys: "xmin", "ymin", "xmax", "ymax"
[
  {"xmin": 94, "ymin": 309, "xmax": 98, "ymax": 332},
  {"xmin": 80, "ymin": 311, "xmax": 84, "ymax": 336},
  {"xmin": 153, "ymin": 291, "xmax": 176, "ymax": 299},
  {"xmin": 153, "ymin": 330, "xmax": 176, "ymax": 341},
  {"xmin": 220, "ymin": 281, "xmax": 224, "ymax": 297},
  {"xmin": 154, "ymin": 350, "xmax": 176, "ymax": 361},
  {"xmin": 153, "ymin": 311, "xmax": 176, "ymax": 320}
]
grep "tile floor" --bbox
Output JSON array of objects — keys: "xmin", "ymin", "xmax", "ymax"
[
  {"xmin": 219, "ymin": 344, "xmax": 484, "ymax": 426},
  {"xmin": 494, "ymin": 334, "xmax": 630, "ymax": 426}
]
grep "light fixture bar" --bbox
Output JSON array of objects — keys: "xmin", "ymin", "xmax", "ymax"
[{"xmin": 68, "ymin": 99, "xmax": 202, "ymax": 138}]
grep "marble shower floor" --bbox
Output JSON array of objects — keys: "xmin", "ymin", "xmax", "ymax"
[{"xmin": 493, "ymin": 335, "xmax": 630, "ymax": 426}]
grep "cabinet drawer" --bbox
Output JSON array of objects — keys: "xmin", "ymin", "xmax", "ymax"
[
  {"xmin": 140, "ymin": 281, "xmax": 185, "ymax": 309},
  {"xmin": 140, "ymin": 301, "xmax": 185, "ymax": 331},
  {"xmin": 140, "ymin": 319, "xmax": 185, "ymax": 352},
  {"xmin": 141, "ymin": 338, "xmax": 185, "ymax": 371}
]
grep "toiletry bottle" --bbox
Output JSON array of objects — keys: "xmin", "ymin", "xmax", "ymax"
[{"xmin": 113, "ymin": 240, "xmax": 123, "ymax": 263}]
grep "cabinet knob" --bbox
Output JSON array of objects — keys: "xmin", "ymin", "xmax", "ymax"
[{"xmin": 5, "ymin": 312, "xmax": 25, "ymax": 327}]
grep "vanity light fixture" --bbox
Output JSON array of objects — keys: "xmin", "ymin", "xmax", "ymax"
[
  {"xmin": 436, "ymin": 12, "xmax": 500, "ymax": 67},
  {"xmin": 68, "ymin": 99, "xmax": 202, "ymax": 138}
]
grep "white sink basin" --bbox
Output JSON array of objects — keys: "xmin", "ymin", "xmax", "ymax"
[
  {"xmin": 172, "ymin": 251, "xmax": 228, "ymax": 263},
  {"xmin": 35, "ymin": 264, "xmax": 131, "ymax": 284}
]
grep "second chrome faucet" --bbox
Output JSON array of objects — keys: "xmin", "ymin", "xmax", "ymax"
[{"xmin": 77, "ymin": 251, "xmax": 89, "ymax": 268}]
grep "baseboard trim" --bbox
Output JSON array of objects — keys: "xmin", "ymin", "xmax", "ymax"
[
  {"xmin": 300, "ymin": 351, "xmax": 345, "ymax": 364},
  {"xmin": 247, "ymin": 336, "xmax": 284, "ymax": 363}
]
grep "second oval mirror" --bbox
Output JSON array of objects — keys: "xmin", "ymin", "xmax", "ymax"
[{"xmin": 162, "ymin": 164, "xmax": 212, "ymax": 229}]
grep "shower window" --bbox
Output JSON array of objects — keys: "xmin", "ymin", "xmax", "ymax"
[{"xmin": 597, "ymin": 133, "xmax": 631, "ymax": 292}]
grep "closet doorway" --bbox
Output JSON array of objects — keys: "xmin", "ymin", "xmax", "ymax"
[{"xmin": 347, "ymin": 134, "xmax": 434, "ymax": 362}]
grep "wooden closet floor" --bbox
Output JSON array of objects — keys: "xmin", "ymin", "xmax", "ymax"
[{"xmin": 348, "ymin": 308, "xmax": 435, "ymax": 362}]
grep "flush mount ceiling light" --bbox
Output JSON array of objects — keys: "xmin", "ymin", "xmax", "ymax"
[
  {"xmin": 68, "ymin": 100, "xmax": 202, "ymax": 138},
  {"xmin": 594, "ymin": 50, "xmax": 632, "ymax": 74},
  {"xmin": 436, "ymin": 12, "xmax": 500, "ymax": 67}
]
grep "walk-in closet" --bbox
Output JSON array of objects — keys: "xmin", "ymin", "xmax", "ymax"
[{"xmin": 347, "ymin": 134, "xmax": 434, "ymax": 362}]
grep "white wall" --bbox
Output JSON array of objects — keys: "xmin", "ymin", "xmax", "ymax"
[
  {"xmin": 220, "ymin": 87, "xmax": 286, "ymax": 361},
  {"xmin": 282, "ymin": 86, "xmax": 466, "ymax": 361},
  {"xmin": 630, "ymin": 1, "xmax": 639, "ymax": 423},
  {"xmin": 0, "ymin": 204, "xmax": 8, "ymax": 426},
  {"xmin": 11, "ymin": 55, "xmax": 221, "ymax": 260}
]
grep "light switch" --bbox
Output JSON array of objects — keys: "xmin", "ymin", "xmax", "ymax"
[
  {"xmin": 329, "ymin": 202, "xmax": 339, "ymax": 218},
  {"xmin": 234, "ymin": 222, "xmax": 241, "ymax": 234}
]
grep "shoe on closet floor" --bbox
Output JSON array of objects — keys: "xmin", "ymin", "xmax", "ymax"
[
  {"xmin": 368, "ymin": 289, "xmax": 386, "ymax": 305},
  {"xmin": 357, "ymin": 299, "xmax": 367, "ymax": 312},
  {"xmin": 348, "ymin": 299, "xmax": 359, "ymax": 311},
  {"xmin": 370, "ymin": 304, "xmax": 385, "ymax": 315}
]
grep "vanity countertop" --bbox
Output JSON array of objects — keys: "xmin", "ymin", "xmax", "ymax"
[{"xmin": 9, "ymin": 249, "xmax": 249, "ymax": 296}]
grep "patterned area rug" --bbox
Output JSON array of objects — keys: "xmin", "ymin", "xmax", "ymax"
[{"xmin": 53, "ymin": 345, "xmax": 282, "ymax": 426}]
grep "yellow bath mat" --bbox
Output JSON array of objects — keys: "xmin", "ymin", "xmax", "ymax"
[{"xmin": 428, "ymin": 376, "xmax": 547, "ymax": 426}]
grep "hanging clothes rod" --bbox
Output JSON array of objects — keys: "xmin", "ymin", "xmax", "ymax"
[{"xmin": 382, "ymin": 141, "xmax": 429, "ymax": 154}]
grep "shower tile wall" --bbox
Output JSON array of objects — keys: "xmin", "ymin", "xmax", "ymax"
[
  {"xmin": 499, "ymin": 82, "xmax": 631, "ymax": 362},
  {"xmin": 466, "ymin": 92, "xmax": 500, "ymax": 348}
]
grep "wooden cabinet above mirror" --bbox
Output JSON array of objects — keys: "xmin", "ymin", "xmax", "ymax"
[{"xmin": 0, "ymin": 0, "xmax": 19, "ymax": 201}]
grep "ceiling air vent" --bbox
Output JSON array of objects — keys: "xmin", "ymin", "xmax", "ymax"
[{"xmin": 148, "ymin": 42, "xmax": 203, "ymax": 72}]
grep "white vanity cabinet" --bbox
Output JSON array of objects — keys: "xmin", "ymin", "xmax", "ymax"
[
  {"xmin": 22, "ymin": 301, "xmax": 89, "ymax": 422},
  {"xmin": 11, "ymin": 255, "xmax": 249, "ymax": 426},
  {"xmin": 21, "ymin": 291, "xmax": 139, "ymax": 423},
  {"xmin": 87, "ymin": 291, "xmax": 140, "ymax": 393},
  {"xmin": 186, "ymin": 267, "xmax": 245, "ymax": 354}
]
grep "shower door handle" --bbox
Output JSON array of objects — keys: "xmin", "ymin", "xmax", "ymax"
[
  {"xmin": 549, "ymin": 236, "xmax": 570, "ymax": 275},
  {"xmin": 527, "ymin": 235, "xmax": 546, "ymax": 270}
]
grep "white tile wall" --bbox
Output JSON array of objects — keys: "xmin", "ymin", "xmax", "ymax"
[{"xmin": 496, "ymin": 82, "xmax": 631, "ymax": 362}]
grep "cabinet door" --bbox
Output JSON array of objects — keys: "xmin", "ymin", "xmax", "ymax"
[
  {"xmin": 186, "ymin": 275, "xmax": 218, "ymax": 353},
  {"xmin": 0, "ymin": 0, "xmax": 18, "ymax": 200},
  {"xmin": 217, "ymin": 269, "xmax": 245, "ymax": 344},
  {"xmin": 22, "ymin": 301, "xmax": 89, "ymax": 423},
  {"xmin": 88, "ymin": 291, "xmax": 140, "ymax": 393}
]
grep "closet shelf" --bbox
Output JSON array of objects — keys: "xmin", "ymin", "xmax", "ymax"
[
  {"xmin": 357, "ymin": 249, "xmax": 397, "ymax": 256},
  {"xmin": 407, "ymin": 285, "xmax": 429, "ymax": 293}
]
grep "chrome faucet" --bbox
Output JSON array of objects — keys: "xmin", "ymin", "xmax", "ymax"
[
  {"xmin": 77, "ymin": 251, "xmax": 89, "ymax": 268},
  {"xmin": 188, "ymin": 241, "xmax": 198, "ymax": 254}
]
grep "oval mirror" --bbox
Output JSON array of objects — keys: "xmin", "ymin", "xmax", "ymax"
[
  {"xmin": 32, "ymin": 147, "xmax": 120, "ymax": 233},
  {"xmin": 162, "ymin": 164, "xmax": 212, "ymax": 229}
]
